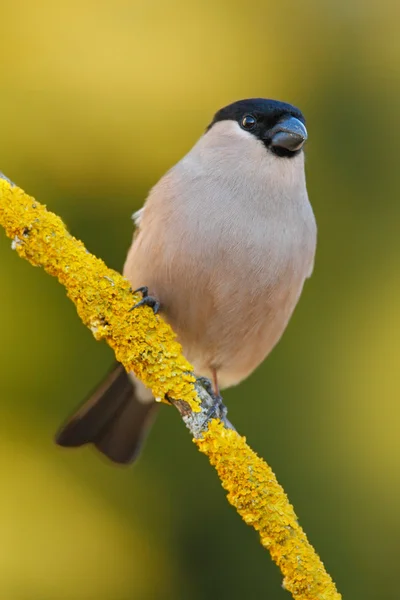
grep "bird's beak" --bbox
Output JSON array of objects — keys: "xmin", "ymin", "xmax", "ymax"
[{"xmin": 269, "ymin": 117, "xmax": 308, "ymax": 152}]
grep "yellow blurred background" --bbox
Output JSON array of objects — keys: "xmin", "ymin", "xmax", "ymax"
[{"xmin": 1, "ymin": 0, "xmax": 399, "ymax": 598}]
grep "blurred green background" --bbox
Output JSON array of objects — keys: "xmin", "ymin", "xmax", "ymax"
[{"xmin": 1, "ymin": 0, "xmax": 399, "ymax": 598}]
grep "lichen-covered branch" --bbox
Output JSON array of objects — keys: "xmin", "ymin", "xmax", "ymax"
[{"xmin": 0, "ymin": 174, "xmax": 341, "ymax": 600}]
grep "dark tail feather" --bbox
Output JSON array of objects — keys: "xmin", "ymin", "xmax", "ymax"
[{"xmin": 55, "ymin": 363, "xmax": 158, "ymax": 464}]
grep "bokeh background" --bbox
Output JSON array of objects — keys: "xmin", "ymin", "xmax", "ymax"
[{"xmin": 0, "ymin": 0, "xmax": 399, "ymax": 598}]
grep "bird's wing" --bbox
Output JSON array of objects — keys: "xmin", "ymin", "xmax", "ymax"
[{"xmin": 131, "ymin": 207, "xmax": 145, "ymax": 229}]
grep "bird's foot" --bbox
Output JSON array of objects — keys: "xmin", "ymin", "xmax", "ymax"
[
  {"xmin": 196, "ymin": 376, "xmax": 227, "ymax": 427},
  {"xmin": 129, "ymin": 286, "xmax": 160, "ymax": 314},
  {"xmin": 196, "ymin": 376, "xmax": 215, "ymax": 397},
  {"xmin": 200, "ymin": 395, "xmax": 228, "ymax": 427}
]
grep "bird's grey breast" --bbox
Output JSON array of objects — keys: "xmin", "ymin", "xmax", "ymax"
[{"xmin": 172, "ymin": 151, "xmax": 316, "ymax": 286}]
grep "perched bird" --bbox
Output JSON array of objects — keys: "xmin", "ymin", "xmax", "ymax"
[{"xmin": 56, "ymin": 98, "xmax": 317, "ymax": 465}]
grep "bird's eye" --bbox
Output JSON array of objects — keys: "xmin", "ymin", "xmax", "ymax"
[{"xmin": 241, "ymin": 115, "xmax": 256, "ymax": 130}]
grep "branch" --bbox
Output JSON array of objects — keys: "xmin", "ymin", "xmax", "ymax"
[{"xmin": 0, "ymin": 174, "xmax": 341, "ymax": 600}]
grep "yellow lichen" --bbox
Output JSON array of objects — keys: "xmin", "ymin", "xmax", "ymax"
[
  {"xmin": 0, "ymin": 175, "xmax": 342, "ymax": 599},
  {"xmin": 195, "ymin": 420, "xmax": 341, "ymax": 600},
  {"xmin": 0, "ymin": 177, "xmax": 198, "ymax": 411}
]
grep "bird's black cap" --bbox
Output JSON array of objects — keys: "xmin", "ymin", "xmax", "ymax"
[{"xmin": 207, "ymin": 98, "xmax": 307, "ymax": 157}]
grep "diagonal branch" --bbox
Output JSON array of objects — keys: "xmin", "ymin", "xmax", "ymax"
[{"xmin": 0, "ymin": 173, "xmax": 341, "ymax": 600}]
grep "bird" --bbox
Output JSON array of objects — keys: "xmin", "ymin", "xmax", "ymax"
[{"xmin": 55, "ymin": 98, "xmax": 317, "ymax": 465}]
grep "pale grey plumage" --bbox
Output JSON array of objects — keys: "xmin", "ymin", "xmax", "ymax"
[{"xmin": 56, "ymin": 99, "xmax": 317, "ymax": 464}]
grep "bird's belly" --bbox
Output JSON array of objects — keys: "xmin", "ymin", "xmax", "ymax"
[{"xmin": 168, "ymin": 270, "xmax": 306, "ymax": 389}]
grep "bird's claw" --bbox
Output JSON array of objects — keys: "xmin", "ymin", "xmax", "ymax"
[
  {"xmin": 196, "ymin": 376, "xmax": 215, "ymax": 397},
  {"xmin": 196, "ymin": 376, "xmax": 227, "ymax": 428},
  {"xmin": 129, "ymin": 286, "xmax": 160, "ymax": 314},
  {"xmin": 200, "ymin": 395, "xmax": 228, "ymax": 428}
]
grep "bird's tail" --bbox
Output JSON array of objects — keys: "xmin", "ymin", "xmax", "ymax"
[{"xmin": 55, "ymin": 363, "xmax": 158, "ymax": 464}]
